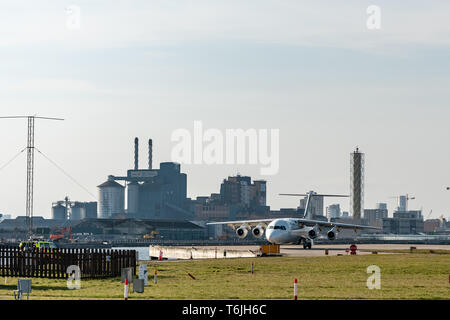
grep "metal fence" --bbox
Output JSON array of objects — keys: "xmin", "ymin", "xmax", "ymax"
[{"xmin": 0, "ymin": 246, "xmax": 136, "ymax": 279}]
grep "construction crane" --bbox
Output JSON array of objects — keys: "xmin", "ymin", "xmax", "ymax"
[
  {"xmin": 389, "ymin": 194, "xmax": 416, "ymax": 212},
  {"xmin": 0, "ymin": 115, "xmax": 64, "ymax": 239},
  {"xmin": 427, "ymin": 209, "xmax": 433, "ymax": 219}
]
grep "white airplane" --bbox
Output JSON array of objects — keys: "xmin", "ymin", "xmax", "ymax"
[{"xmin": 207, "ymin": 191, "xmax": 381, "ymax": 249}]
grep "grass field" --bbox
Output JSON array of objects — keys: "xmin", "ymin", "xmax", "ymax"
[{"xmin": 0, "ymin": 253, "xmax": 448, "ymax": 300}]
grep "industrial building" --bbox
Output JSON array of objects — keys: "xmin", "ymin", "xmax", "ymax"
[
  {"xmin": 0, "ymin": 216, "xmax": 205, "ymax": 241},
  {"xmin": 52, "ymin": 197, "xmax": 98, "ymax": 220},
  {"xmin": 382, "ymin": 210, "xmax": 424, "ymax": 234},
  {"xmin": 424, "ymin": 219, "xmax": 442, "ymax": 233},
  {"xmin": 350, "ymin": 147, "xmax": 364, "ymax": 219},
  {"xmin": 97, "ymin": 138, "xmax": 192, "ymax": 220},
  {"xmin": 71, "ymin": 218, "xmax": 205, "ymax": 241},
  {"xmin": 0, "ymin": 216, "xmax": 77, "ymax": 239}
]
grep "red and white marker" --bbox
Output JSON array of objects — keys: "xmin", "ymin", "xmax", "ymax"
[
  {"xmin": 124, "ymin": 278, "xmax": 129, "ymax": 300},
  {"xmin": 158, "ymin": 250, "xmax": 163, "ymax": 261},
  {"xmin": 294, "ymin": 278, "xmax": 298, "ymax": 300}
]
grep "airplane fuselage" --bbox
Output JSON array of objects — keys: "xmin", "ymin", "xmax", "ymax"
[{"xmin": 265, "ymin": 218, "xmax": 317, "ymax": 245}]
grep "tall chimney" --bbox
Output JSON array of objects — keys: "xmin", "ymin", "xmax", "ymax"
[
  {"xmin": 134, "ymin": 137, "xmax": 139, "ymax": 170},
  {"xmin": 148, "ymin": 139, "xmax": 153, "ymax": 170}
]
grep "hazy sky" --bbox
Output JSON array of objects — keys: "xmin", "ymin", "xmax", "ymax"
[{"xmin": 1, "ymin": 1, "xmax": 450, "ymax": 219}]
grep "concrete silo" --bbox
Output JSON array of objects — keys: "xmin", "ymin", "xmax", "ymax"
[
  {"xmin": 70, "ymin": 202, "xmax": 86, "ymax": 220},
  {"xmin": 127, "ymin": 182, "xmax": 139, "ymax": 215},
  {"xmin": 98, "ymin": 177, "xmax": 125, "ymax": 218},
  {"xmin": 84, "ymin": 202, "xmax": 98, "ymax": 219},
  {"xmin": 52, "ymin": 202, "xmax": 67, "ymax": 220}
]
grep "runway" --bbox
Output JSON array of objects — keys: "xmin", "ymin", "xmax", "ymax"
[{"xmin": 168, "ymin": 243, "xmax": 450, "ymax": 258}]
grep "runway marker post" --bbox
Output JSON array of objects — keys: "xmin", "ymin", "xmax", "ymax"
[
  {"xmin": 294, "ymin": 278, "xmax": 298, "ymax": 300},
  {"xmin": 124, "ymin": 278, "xmax": 129, "ymax": 300},
  {"xmin": 154, "ymin": 270, "xmax": 158, "ymax": 284},
  {"xmin": 251, "ymin": 262, "xmax": 254, "ymax": 274}
]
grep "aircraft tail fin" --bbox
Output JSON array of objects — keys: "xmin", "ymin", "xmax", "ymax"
[{"xmin": 279, "ymin": 192, "xmax": 349, "ymax": 220}]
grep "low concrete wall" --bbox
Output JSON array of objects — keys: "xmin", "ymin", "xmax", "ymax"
[{"xmin": 149, "ymin": 245, "xmax": 258, "ymax": 260}]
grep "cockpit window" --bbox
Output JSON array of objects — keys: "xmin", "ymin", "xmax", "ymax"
[{"xmin": 269, "ymin": 223, "xmax": 287, "ymax": 230}]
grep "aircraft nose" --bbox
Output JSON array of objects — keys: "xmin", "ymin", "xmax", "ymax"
[
  {"xmin": 265, "ymin": 229, "xmax": 273, "ymax": 241},
  {"xmin": 266, "ymin": 229, "xmax": 278, "ymax": 244}
]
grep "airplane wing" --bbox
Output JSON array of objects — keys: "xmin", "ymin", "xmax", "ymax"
[
  {"xmin": 206, "ymin": 218, "xmax": 381, "ymax": 231},
  {"xmin": 293, "ymin": 218, "xmax": 382, "ymax": 231},
  {"xmin": 206, "ymin": 219, "xmax": 275, "ymax": 228}
]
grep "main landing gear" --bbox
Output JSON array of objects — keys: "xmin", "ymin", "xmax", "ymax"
[
  {"xmin": 298, "ymin": 238, "xmax": 312, "ymax": 249},
  {"xmin": 303, "ymin": 241, "xmax": 312, "ymax": 250}
]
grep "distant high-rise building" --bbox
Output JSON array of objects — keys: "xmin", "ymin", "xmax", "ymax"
[
  {"xmin": 376, "ymin": 203, "xmax": 387, "ymax": 210},
  {"xmin": 364, "ymin": 208, "xmax": 388, "ymax": 224},
  {"xmin": 220, "ymin": 175, "xmax": 266, "ymax": 208},
  {"xmin": 299, "ymin": 192, "xmax": 324, "ymax": 217},
  {"xmin": 350, "ymin": 147, "xmax": 365, "ymax": 219},
  {"xmin": 397, "ymin": 196, "xmax": 407, "ymax": 212},
  {"xmin": 326, "ymin": 204, "xmax": 341, "ymax": 219}
]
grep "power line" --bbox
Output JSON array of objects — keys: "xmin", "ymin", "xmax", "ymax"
[
  {"xmin": 35, "ymin": 147, "xmax": 97, "ymax": 200},
  {"xmin": 0, "ymin": 147, "xmax": 26, "ymax": 172}
]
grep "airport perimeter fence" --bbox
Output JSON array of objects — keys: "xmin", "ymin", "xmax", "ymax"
[{"xmin": 0, "ymin": 246, "xmax": 136, "ymax": 279}]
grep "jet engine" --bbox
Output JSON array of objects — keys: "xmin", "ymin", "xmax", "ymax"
[
  {"xmin": 308, "ymin": 226, "xmax": 319, "ymax": 239},
  {"xmin": 327, "ymin": 227, "xmax": 338, "ymax": 240},
  {"xmin": 236, "ymin": 226, "xmax": 248, "ymax": 239},
  {"xmin": 252, "ymin": 225, "xmax": 265, "ymax": 238}
]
